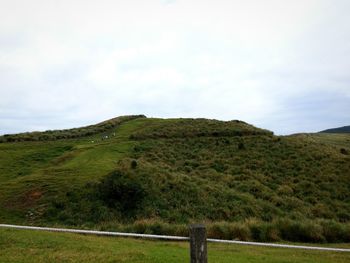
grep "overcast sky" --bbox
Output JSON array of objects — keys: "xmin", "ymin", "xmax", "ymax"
[{"xmin": 0, "ymin": 0, "xmax": 349, "ymax": 135}]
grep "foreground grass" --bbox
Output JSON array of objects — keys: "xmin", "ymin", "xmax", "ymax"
[{"xmin": 1, "ymin": 228, "xmax": 350, "ymax": 263}]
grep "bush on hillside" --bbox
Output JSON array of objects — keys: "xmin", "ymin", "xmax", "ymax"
[{"xmin": 98, "ymin": 170, "xmax": 146, "ymax": 217}]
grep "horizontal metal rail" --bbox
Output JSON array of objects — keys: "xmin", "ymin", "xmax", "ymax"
[
  {"xmin": 207, "ymin": 238, "xmax": 350, "ymax": 252},
  {"xmin": 1, "ymin": 224, "xmax": 349, "ymax": 252}
]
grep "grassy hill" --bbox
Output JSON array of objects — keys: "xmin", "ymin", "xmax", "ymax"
[
  {"xmin": 320, "ymin": 125, "xmax": 350, "ymax": 134},
  {"xmin": 0, "ymin": 116, "xmax": 350, "ymax": 243}
]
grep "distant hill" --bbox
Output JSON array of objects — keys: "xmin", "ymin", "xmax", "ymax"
[
  {"xmin": 320, "ymin": 125, "xmax": 350, "ymax": 133},
  {"xmin": 0, "ymin": 116, "xmax": 349, "ymax": 243}
]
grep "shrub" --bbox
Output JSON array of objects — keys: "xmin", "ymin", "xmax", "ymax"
[
  {"xmin": 248, "ymin": 222, "xmax": 280, "ymax": 242},
  {"xmin": 98, "ymin": 170, "xmax": 146, "ymax": 217},
  {"xmin": 276, "ymin": 219, "xmax": 325, "ymax": 243},
  {"xmin": 131, "ymin": 159, "xmax": 138, "ymax": 169},
  {"xmin": 320, "ymin": 220, "xmax": 350, "ymax": 243},
  {"xmin": 207, "ymin": 222, "xmax": 231, "ymax": 239},
  {"xmin": 340, "ymin": 148, "xmax": 349, "ymax": 155},
  {"xmin": 238, "ymin": 141, "xmax": 245, "ymax": 150},
  {"xmin": 230, "ymin": 222, "xmax": 251, "ymax": 241}
]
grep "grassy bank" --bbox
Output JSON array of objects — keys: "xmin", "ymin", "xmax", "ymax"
[
  {"xmin": 1, "ymin": 228, "xmax": 350, "ymax": 263},
  {"xmin": 95, "ymin": 219, "xmax": 350, "ymax": 243}
]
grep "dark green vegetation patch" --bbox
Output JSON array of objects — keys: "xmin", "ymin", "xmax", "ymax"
[{"xmin": 1, "ymin": 116, "xmax": 350, "ymax": 243}]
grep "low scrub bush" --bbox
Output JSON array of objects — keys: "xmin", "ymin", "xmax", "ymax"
[
  {"xmin": 98, "ymin": 170, "xmax": 146, "ymax": 217},
  {"xmin": 247, "ymin": 220, "xmax": 280, "ymax": 242},
  {"xmin": 276, "ymin": 219, "xmax": 325, "ymax": 243},
  {"xmin": 207, "ymin": 222, "xmax": 232, "ymax": 239},
  {"xmin": 320, "ymin": 220, "xmax": 350, "ymax": 243}
]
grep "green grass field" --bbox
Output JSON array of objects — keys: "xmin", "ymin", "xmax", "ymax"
[{"xmin": 1, "ymin": 228, "xmax": 350, "ymax": 263}]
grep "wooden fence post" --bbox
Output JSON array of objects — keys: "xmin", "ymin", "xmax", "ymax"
[{"xmin": 189, "ymin": 224, "xmax": 208, "ymax": 263}]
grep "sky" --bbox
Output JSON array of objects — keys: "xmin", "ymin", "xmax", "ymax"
[{"xmin": 0, "ymin": 0, "xmax": 349, "ymax": 135}]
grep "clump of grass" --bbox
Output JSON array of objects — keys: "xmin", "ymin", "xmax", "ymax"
[{"xmin": 276, "ymin": 218, "xmax": 326, "ymax": 243}]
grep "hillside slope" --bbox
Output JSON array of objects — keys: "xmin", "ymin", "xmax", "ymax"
[
  {"xmin": 0, "ymin": 116, "xmax": 350, "ymax": 242},
  {"xmin": 320, "ymin": 125, "xmax": 350, "ymax": 134}
]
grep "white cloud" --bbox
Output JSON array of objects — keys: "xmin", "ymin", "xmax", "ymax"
[{"xmin": 0, "ymin": 0, "xmax": 349, "ymax": 135}]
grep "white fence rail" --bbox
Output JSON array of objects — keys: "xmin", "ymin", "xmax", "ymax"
[{"xmin": 1, "ymin": 224, "xmax": 350, "ymax": 252}]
